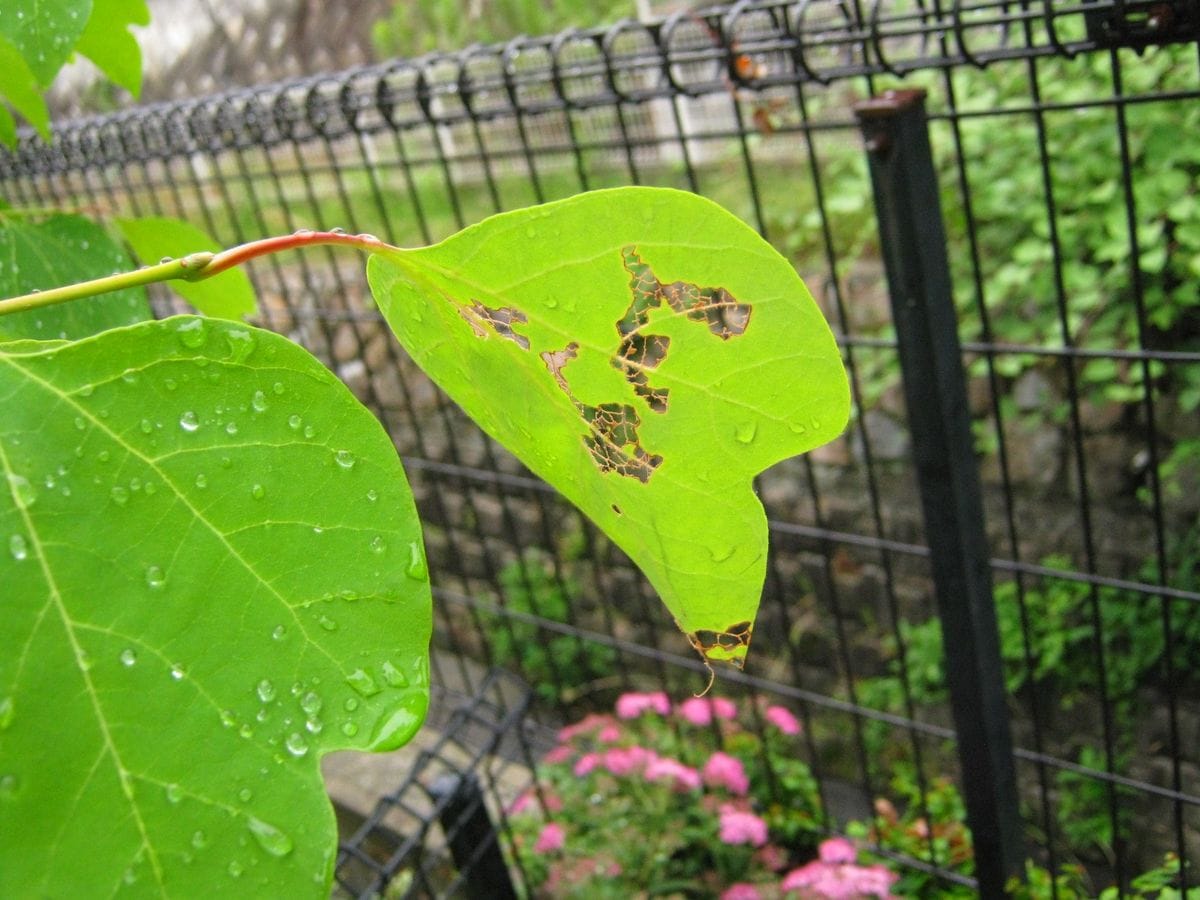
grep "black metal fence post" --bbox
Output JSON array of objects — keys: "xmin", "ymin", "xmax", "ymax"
[
  {"xmin": 853, "ymin": 89, "xmax": 1025, "ymax": 896},
  {"xmin": 429, "ymin": 772, "xmax": 519, "ymax": 900}
]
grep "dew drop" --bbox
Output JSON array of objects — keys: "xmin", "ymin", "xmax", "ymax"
[
  {"xmin": 164, "ymin": 378, "xmax": 178, "ymax": 392},
  {"xmin": 734, "ymin": 421, "xmax": 758, "ymax": 444},
  {"xmin": 179, "ymin": 411, "xmax": 200, "ymax": 432},
  {"xmin": 369, "ymin": 535, "xmax": 386, "ymax": 554},
  {"xmin": 225, "ymin": 421, "xmax": 238, "ymax": 436},
  {"xmin": 341, "ymin": 722, "xmax": 359, "ymax": 737},
  {"xmin": 247, "ymin": 817, "xmax": 293, "ymax": 858},
  {"xmin": 177, "ymin": 319, "xmax": 206, "ymax": 349},
  {"xmin": 192, "ymin": 830, "xmax": 208, "ymax": 849},
  {"xmin": 227, "ymin": 860, "xmax": 244, "ymax": 878},
  {"xmin": 305, "ymin": 717, "xmax": 323, "ymax": 734},
  {"xmin": 788, "ymin": 421, "xmax": 809, "ymax": 435},
  {"xmin": 165, "ymin": 783, "xmax": 183, "ymax": 804},
  {"xmin": 381, "ymin": 661, "xmax": 408, "ymax": 688},
  {"xmin": 139, "ymin": 419, "xmax": 154, "ymax": 434},
  {"xmin": 370, "ymin": 704, "xmax": 421, "ymax": 751},
  {"xmin": 145, "ymin": 566, "xmax": 166, "ymax": 589},
  {"xmin": 9, "ymin": 534, "xmax": 28, "ymax": 561},
  {"xmin": 170, "ymin": 663, "xmax": 186, "ymax": 680},
  {"xmin": 300, "ymin": 692, "xmax": 322, "ymax": 716},
  {"xmin": 405, "ymin": 542, "xmax": 428, "ymax": 581},
  {"xmin": 346, "ymin": 668, "xmax": 381, "ymax": 697},
  {"xmin": 271, "ymin": 625, "xmax": 287, "ymax": 641},
  {"xmin": 250, "ymin": 484, "xmax": 265, "ymax": 501},
  {"xmin": 119, "ymin": 648, "xmax": 137, "ymax": 667},
  {"xmin": 78, "ymin": 383, "xmax": 94, "ymax": 397},
  {"xmin": 287, "ymin": 414, "xmax": 302, "ymax": 431},
  {"xmin": 334, "ymin": 449, "xmax": 355, "ymax": 469},
  {"xmin": 238, "ymin": 787, "xmax": 253, "ymax": 803},
  {"xmin": 318, "ymin": 615, "xmax": 338, "ymax": 632},
  {"xmin": 256, "ymin": 679, "xmax": 276, "ymax": 703},
  {"xmin": 7, "ymin": 474, "xmax": 36, "ymax": 510},
  {"xmin": 709, "ymin": 545, "xmax": 736, "ymax": 563},
  {"xmin": 0, "ymin": 774, "xmax": 18, "ymax": 799},
  {"xmin": 0, "ymin": 696, "xmax": 13, "ymax": 730},
  {"xmin": 225, "ymin": 329, "xmax": 256, "ymax": 363},
  {"xmin": 239, "ymin": 724, "xmax": 253, "ymax": 739},
  {"xmin": 74, "ymin": 417, "xmax": 86, "ymax": 430},
  {"xmin": 366, "ymin": 489, "xmax": 378, "ymax": 502},
  {"xmin": 195, "ymin": 473, "xmax": 208, "ymax": 489},
  {"xmin": 272, "ymin": 382, "xmax": 285, "ymax": 395},
  {"xmin": 110, "ymin": 485, "xmax": 130, "ymax": 506},
  {"xmin": 284, "ymin": 733, "xmax": 308, "ymax": 757},
  {"xmin": 251, "ymin": 390, "xmax": 268, "ymax": 412},
  {"xmin": 302, "ymin": 425, "xmax": 316, "ymax": 439},
  {"xmin": 97, "ymin": 450, "xmax": 110, "ymax": 463}
]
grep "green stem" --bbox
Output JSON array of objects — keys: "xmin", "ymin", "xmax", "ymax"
[{"xmin": 0, "ymin": 230, "xmax": 397, "ymax": 319}]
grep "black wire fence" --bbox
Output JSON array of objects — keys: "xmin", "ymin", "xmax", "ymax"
[{"xmin": 3, "ymin": 1, "xmax": 1199, "ymax": 895}]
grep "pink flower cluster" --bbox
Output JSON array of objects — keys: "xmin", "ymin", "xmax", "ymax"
[
  {"xmin": 572, "ymin": 744, "xmax": 703, "ymax": 791},
  {"xmin": 780, "ymin": 837, "xmax": 899, "ymax": 899},
  {"xmin": 615, "ymin": 691, "xmax": 671, "ymax": 719},
  {"xmin": 703, "ymin": 751, "xmax": 750, "ymax": 795},
  {"xmin": 677, "ymin": 695, "xmax": 738, "ymax": 726},
  {"xmin": 717, "ymin": 804, "xmax": 769, "ymax": 847}
]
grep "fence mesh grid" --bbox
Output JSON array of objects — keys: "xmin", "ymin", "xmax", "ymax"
[{"xmin": 3, "ymin": 1, "xmax": 1199, "ymax": 894}]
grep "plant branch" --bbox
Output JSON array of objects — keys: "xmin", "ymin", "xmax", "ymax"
[{"xmin": 0, "ymin": 230, "xmax": 398, "ymax": 318}]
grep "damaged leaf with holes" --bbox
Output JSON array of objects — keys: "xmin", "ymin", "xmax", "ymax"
[
  {"xmin": 0, "ymin": 316, "xmax": 431, "ymax": 896},
  {"xmin": 368, "ymin": 187, "xmax": 849, "ymax": 669}
]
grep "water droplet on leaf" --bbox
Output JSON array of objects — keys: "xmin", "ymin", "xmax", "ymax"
[
  {"xmin": 247, "ymin": 817, "xmax": 294, "ymax": 858},
  {"xmin": 165, "ymin": 783, "xmax": 183, "ymax": 804},
  {"xmin": 405, "ymin": 542, "xmax": 427, "ymax": 580},
  {"xmin": 177, "ymin": 319, "xmax": 206, "ymax": 349},
  {"xmin": 7, "ymin": 474, "xmax": 36, "ymax": 510},
  {"xmin": 346, "ymin": 668, "xmax": 381, "ymax": 697},
  {"xmin": 179, "ymin": 411, "xmax": 199, "ymax": 432},
  {"xmin": 119, "ymin": 648, "xmax": 137, "ymax": 667},
  {"xmin": 8, "ymin": 535, "xmax": 28, "ymax": 561},
  {"xmin": 110, "ymin": 486, "xmax": 129, "ymax": 506},
  {"xmin": 250, "ymin": 484, "xmax": 265, "ymax": 500},
  {"xmin": 300, "ymin": 692, "xmax": 322, "ymax": 716},
  {"xmin": 734, "ymin": 421, "xmax": 758, "ymax": 444},
  {"xmin": 284, "ymin": 733, "xmax": 308, "ymax": 757},
  {"xmin": 145, "ymin": 566, "xmax": 166, "ymax": 589},
  {"xmin": 334, "ymin": 450, "xmax": 355, "ymax": 469},
  {"xmin": 256, "ymin": 679, "xmax": 276, "ymax": 703}
]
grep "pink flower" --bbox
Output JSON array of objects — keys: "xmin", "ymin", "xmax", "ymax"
[
  {"xmin": 765, "ymin": 705, "xmax": 802, "ymax": 736},
  {"xmin": 780, "ymin": 838, "xmax": 899, "ymax": 899},
  {"xmin": 717, "ymin": 804, "xmax": 768, "ymax": 847},
  {"xmin": 703, "ymin": 751, "xmax": 750, "ymax": 795},
  {"xmin": 643, "ymin": 756, "xmax": 702, "ymax": 791},
  {"xmin": 819, "ymin": 836, "xmax": 857, "ymax": 864},
  {"xmin": 678, "ymin": 696, "xmax": 738, "ymax": 726},
  {"xmin": 615, "ymin": 691, "xmax": 671, "ymax": 719},
  {"xmin": 721, "ymin": 884, "xmax": 762, "ymax": 900},
  {"xmin": 509, "ymin": 790, "xmax": 534, "ymax": 815},
  {"xmin": 543, "ymin": 744, "xmax": 573, "ymax": 764},
  {"xmin": 573, "ymin": 752, "xmax": 601, "ymax": 776},
  {"xmin": 678, "ymin": 697, "xmax": 713, "ymax": 725},
  {"xmin": 713, "ymin": 697, "xmax": 738, "ymax": 720},
  {"xmin": 533, "ymin": 822, "xmax": 565, "ymax": 854},
  {"xmin": 604, "ymin": 745, "xmax": 656, "ymax": 777},
  {"xmin": 557, "ymin": 713, "xmax": 614, "ymax": 743},
  {"xmin": 598, "ymin": 724, "xmax": 622, "ymax": 743}
]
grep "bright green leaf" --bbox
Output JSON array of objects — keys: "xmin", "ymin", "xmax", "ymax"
[
  {"xmin": 0, "ymin": 316, "xmax": 431, "ymax": 897},
  {"xmin": 0, "ymin": 0, "xmax": 93, "ymax": 86},
  {"xmin": 0, "ymin": 34, "xmax": 51, "ymax": 142},
  {"xmin": 115, "ymin": 216, "xmax": 258, "ymax": 319},
  {"xmin": 0, "ymin": 213, "xmax": 152, "ymax": 340},
  {"xmin": 367, "ymin": 187, "xmax": 850, "ymax": 668},
  {"xmin": 76, "ymin": 0, "xmax": 149, "ymax": 97}
]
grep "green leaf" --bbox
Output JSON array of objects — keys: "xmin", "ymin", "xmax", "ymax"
[
  {"xmin": 0, "ymin": 213, "xmax": 152, "ymax": 340},
  {"xmin": 368, "ymin": 187, "xmax": 849, "ymax": 668},
  {"xmin": 0, "ymin": 0, "xmax": 93, "ymax": 86},
  {"xmin": 76, "ymin": 0, "xmax": 149, "ymax": 97},
  {"xmin": 115, "ymin": 216, "xmax": 258, "ymax": 319},
  {"xmin": 0, "ymin": 316, "xmax": 431, "ymax": 896},
  {"xmin": 0, "ymin": 34, "xmax": 51, "ymax": 142}
]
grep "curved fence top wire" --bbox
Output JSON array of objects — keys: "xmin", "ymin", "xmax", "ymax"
[{"xmin": 3, "ymin": 0, "xmax": 1195, "ymax": 177}]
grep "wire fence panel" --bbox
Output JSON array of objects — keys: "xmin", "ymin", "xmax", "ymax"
[{"xmin": 3, "ymin": 1, "xmax": 1199, "ymax": 894}]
